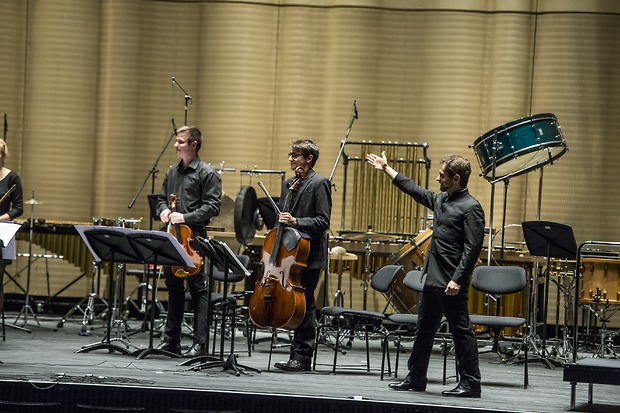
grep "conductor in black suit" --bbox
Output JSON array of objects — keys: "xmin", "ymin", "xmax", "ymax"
[
  {"xmin": 273, "ymin": 139, "xmax": 332, "ymax": 372},
  {"xmin": 366, "ymin": 152, "xmax": 485, "ymax": 398}
]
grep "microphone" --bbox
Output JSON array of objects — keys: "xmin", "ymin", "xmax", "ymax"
[
  {"xmin": 172, "ymin": 118, "xmax": 177, "ymax": 134},
  {"xmin": 353, "ymin": 100, "xmax": 358, "ymax": 119},
  {"xmin": 171, "ymin": 77, "xmax": 176, "ymax": 87},
  {"xmin": 3, "ymin": 113, "xmax": 6, "ymax": 138}
]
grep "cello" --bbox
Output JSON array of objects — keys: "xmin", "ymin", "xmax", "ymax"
[
  {"xmin": 249, "ymin": 167, "xmax": 309, "ymax": 330},
  {"xmin": 168, "ymin": 194, "xmax": 203, "ymax": 278}
]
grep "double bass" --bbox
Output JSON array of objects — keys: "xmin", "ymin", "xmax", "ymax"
[
  {"xmin": 249, "ymin": 167, "xmax": 309, "ymax": 330},
  {"xmin": 168, "ymin": 194, "xmax": 203, "ymax": 278}
]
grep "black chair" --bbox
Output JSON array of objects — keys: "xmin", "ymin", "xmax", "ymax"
[
  {"xmin": 382, "ymin": 270, "xmax": 455, "ymax": 384},
  {"xmin": 468, "ymin": 265, "xmax": 529, "ymax": 388},
  {"xmin": 209, "ymin": 254, "xmax": 252, "ymax": 356},
  {"xmin": 313, "ymin": 264, "xmax": 404, "ymax": 377}
]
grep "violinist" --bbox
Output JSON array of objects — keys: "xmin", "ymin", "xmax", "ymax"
[
  {"xmin": 156, "ymin": 126, "xmax": 222, "ymax": 358},
  {"xmin": 274, "ymin": 139, "xmax": 332, "ymax": 372}
]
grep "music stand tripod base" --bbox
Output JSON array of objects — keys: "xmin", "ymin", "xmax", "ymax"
[
  {"xmin": 184, "ymin": 237, "xmax": 261, "ymax": 375},
  {"xmin": 74, "ymin": 226, "xmax": 194, "ymax": 359},
  {"xmin": 189, "ymin": 353, "xmax": 261, "ymax": 376}
]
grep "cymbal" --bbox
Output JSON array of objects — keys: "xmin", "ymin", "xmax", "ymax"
[
  {"xmin": 343, "ymin": 231, "xmax": 398, "ymax": 242},
  {"xmin": 25, "ymin": 198, "xmax": 43, "ymax": 205}
]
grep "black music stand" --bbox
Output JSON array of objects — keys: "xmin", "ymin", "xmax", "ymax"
[
  {"xmin": 73, "ymin": 226, "xmax": 192, "ymax": 357},
  {"xmin": 183, "ymin": 237, "xmax": 260, "ymax": 375},
  {"xmin": 522, "ymin": 220, "xmax": 577, "ymax": 365},
  {"xmin": 128, "ymin": 230, "xmax": 197, "ymax": 359}
]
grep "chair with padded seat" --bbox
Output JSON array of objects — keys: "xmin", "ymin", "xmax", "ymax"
[
  {"xmin": 313, "ymin": 264, "xmax": 404, "ymax": 377},
  {"xmin": 468, "ymin": 265, "xmax": 529, "ymax": 388}
]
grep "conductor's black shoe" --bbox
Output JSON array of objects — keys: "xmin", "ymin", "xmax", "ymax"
[
  {"xmin": 183, "ymin": 343, "xmax": 208, "ymax": 358},
  {"xmin": 441, "ymin": 384, "xmax": 481, "ymax": 398},
  {"xmin": 156, "ymin": 342, "xmax": 181, "ymax": 356},
  {"xmin": 274, "ymin": 359, "xmax": 311, "ymax": 372},
  {"xmin": 388, "ymin": 376, "xmax": 427, "ymax": 391}
]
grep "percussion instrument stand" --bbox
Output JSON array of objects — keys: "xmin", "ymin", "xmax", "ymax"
[
  {"xmin": 57, "ymin": 261, "xmax": 108, "ymax": 333},
  {"xmin": 329, "ymin": 250, "xmax": 359, "ymax": 308},
  {"xmin": 333, "ymin": 268, "xmax": 345, "ymax": 307},
  {"xmin": 126, "ymin": 266, "xmax": 166, "ymax": 337},
  {"xmin": 520, "ymin": 264, "xmax": 551, "ymax": 367},
  {"xmin": 14, "ymin": 193, "xmax": 40, "ymax": 329},
  {"xmin": 109, "ymin": 263, "xmax": 132, "ymax": 347},
  {"xmin": 521, "ymin": 221, "xmax": 577, "ymax": 368},
  {"xmin": 549, "ymin": 270, "xmax": 575, "ymax": 363},
  {"xmin": 585, "ymin": 297, "xmax": 619, "ymax": 358},
  {"xmin": 361, "ymin": 237, "xmax": 372, "ymax": 311}
]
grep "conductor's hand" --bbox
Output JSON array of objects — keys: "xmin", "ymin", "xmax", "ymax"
[
  {"xmin": 444, "ymin": 280, "xmax": 461, "ymax": 296},
  {"xmin": 365, "ymin": 151, "xmax": 388, "ymax": 170}
]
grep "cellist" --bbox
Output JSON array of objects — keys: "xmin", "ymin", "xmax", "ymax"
[
  {"xmin": 156, "ymin": 126, "xmax": 222, "ymax": 358},
  {"xmin": 274, "ymin": 139, "xmax": 332, "ymax": 372}
]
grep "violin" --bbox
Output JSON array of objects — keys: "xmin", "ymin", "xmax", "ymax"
[
  {"xmin": 249, "ymin": 166, "xmax": 309, "ymax": 330},
  {"xmin": 168, "ymin": 194, "xmax": 203, "ymax": 278}
]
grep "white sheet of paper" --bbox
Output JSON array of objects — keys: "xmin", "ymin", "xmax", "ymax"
[{"xmin": 0, "ymin": 221, "xmax": 22, "ymax": 260}]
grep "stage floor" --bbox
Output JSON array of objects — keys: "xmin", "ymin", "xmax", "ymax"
[{"xmin": 0, "ymin": 311, "xmax": 618, "ymax": 413}]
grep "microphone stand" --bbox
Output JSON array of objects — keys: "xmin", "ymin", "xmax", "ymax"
[
  {"xmin": 171, "ymin": 77, "xmax": 192, "ymax": 126},
  {"xmin": 323, "ymin": 100, "xmax": 358, "ymax": 308},
  {"xmin": 128, "ymin": 119, "xmax": 177, "ymax": 230}
]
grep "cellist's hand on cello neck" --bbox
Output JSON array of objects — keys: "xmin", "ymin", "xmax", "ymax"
[{"xmin": 278, "ymin": 212, "xmax": 298, "ymax": 227}]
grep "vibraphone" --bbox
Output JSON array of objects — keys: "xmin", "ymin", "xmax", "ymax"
[{"xmin": 16, "ymin": 220, "xmax": 95, "ymax": 276}]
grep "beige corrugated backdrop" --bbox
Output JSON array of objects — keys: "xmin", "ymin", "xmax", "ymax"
[{"xmin": 1, "ymin": 0, "xmax": 620, "ymax": 306}]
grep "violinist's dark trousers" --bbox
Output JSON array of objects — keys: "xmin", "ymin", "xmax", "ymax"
[
  {"xmin": 290, "ymin": 267, "xmax": 321, "ymax": 366},
  {"xmin": 163, "ymin": 267, "xmax": 210, "ymax": 346}
]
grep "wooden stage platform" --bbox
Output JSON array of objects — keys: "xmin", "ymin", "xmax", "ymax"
[{"xmin": 0, "ymin": 311, "xmax": 619, "ymax": 413}]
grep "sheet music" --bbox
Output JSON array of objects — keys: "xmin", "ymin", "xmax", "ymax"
[{"xmin": 0, "ymin": 221, "xmax": 22, "ymax": 260}]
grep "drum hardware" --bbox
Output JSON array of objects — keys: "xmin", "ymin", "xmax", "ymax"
[
  {"xmin": 329, "ymin": 247, "xmax": 358, "ymax": 308},
  {"xmin": 341, "ymin": 228, "xmax": 397, "ymax": 310},
  {"xmin": 521, "ymin": 221, "xmax": 577, "ymax": 368},
  {"xmin": 547, "ymin": 265, "xmax": 576, "ymax": 363},
  {"xmin": 473, "ymin": 114, "xmax": 569, "ymax": 364},
  {"xmin": 581, "ymin": 295, "xmax": 619, "ymax": 358},
  {"xmin": 57, "ymin": 261, "xmax": 108, "ymax": 334},
  {"xmin": 389, "ymin": 227, "xmax": 432, "ymax": 314},
  {"xmin": 14, "ymin": 192, "xmax": 43, "ymax": 329}
]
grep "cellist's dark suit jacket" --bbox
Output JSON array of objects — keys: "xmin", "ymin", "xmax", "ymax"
[
  {"xmin": 392, "ymin": 173, "xmax": 485, "ymax": 389},
  {"xmin": 279, "ymin": 168, "xmax": 332, "ymax": 365}
]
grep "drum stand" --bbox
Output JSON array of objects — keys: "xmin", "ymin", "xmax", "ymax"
[
  {"xmin": 361, "ymin": 238, "xmax": 373, "ymax": 310},
  {"xmin": 14, "ymin": 194, "xmax": 41, "ymax": 329},
  {"xmin": 548, "ymin": 270, "xmax": 575, "ymax": 363},
  {"xmin": 329, "ymin": 251, "xmax": 358, "ymax": 307},
  {"xmin": 57, "ymin": 261, "xmax": 108, "ymax": 334},
  {"xmin": 521, "ymin": 221, "xmax": 577, "ymax": 368},
  {"xmin": 584, "ymin": 296, "xmax": 619, "ymax": 358}
]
